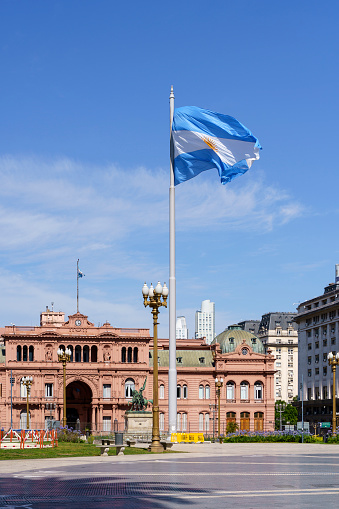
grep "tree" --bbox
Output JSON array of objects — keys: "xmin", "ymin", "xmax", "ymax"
[{"xmin": 275, "ymin": 400, "xmax": 298, "ymax": 429}]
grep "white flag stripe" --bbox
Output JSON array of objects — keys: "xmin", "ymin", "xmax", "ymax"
[{"xmin": 173, "ymin": 130, "xmax": 259, "ymax": 167}]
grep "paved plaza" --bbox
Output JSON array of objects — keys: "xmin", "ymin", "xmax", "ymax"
[{"xmin": 1, "ymin": 443, "xmax": 339, "ymax": 508}]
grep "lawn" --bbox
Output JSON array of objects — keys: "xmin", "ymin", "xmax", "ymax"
[{"xmin": 0, "ymin": 442, "xmax": 156, "ymax": 460}]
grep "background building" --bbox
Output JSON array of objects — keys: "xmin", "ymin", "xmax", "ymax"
[
  {"xmin": 237, "ymin": 320, "xmax": 260, "ymax": 336},
  {"xmin": 0, "ymin": 308, "xmax": 275, "ymax": 433},
  {"xmin": 295, "ymin": 266, "xmax": 339, "ymax": 426},
  {"xmin": 195, "ymin": 300, "xmax": 215, "ymax": 344},
  {"xmin": 257, "ymin": 312, "xmax": 298, "ymax": 403},
  {"xmin": 176, "ymin": 316, "xmax": 188, "ymax": 339}
]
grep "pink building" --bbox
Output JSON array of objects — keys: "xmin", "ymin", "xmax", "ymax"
[{"xmin": 0, "ymin": 310, "xmax": 275, "ymax": 433}]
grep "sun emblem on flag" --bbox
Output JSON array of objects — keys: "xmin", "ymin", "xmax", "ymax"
[{"xmin": 202, "ymin": 136, "xmax": 218, "ymax": 152}]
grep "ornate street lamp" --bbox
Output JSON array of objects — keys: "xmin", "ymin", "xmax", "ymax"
[
  {"xmin": 57, "ymin": 347, "xmax": 72, "ymax": 427},
  {"xmin": 142, "ymin": 281, "xmax": 168, "ymax": 452},
  {"xmin": 215, "ymin": 377, "xmax": 223, "ymax": 440},
  {"xmin": 328, "ymin": 351, "xmax": 339, "ymax": 436},
  {"xmin": 276, "ymin": 401, "xmax": 286, "ymax": 431},
  {"xmin": 22, "ymin": 376, "xmax": 33, "ymax": 429}
]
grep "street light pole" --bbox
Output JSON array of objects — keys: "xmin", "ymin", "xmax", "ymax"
[
  {"xmin": 328, "ymin": 352, "xmax": 339, "ymax": 436},
  {"xmin": 215, "ymin": 377, "xmax": 223, "ymax": 440},
  {"xmin": 22, "ymin": 376, "xmax": 33, "ymax": 429},
  {"xmin": 142, "ymin": 281, "xmax": 168, "ymax": 453},
  {"xmin": 276, "ymin": 401, "xmax": 286, "ymax": 431},
  {"xmin": 57, "ymin": 347, "xmax": 71, "ymax": 427}
]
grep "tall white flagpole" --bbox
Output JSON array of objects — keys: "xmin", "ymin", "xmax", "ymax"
[
  {"xmin": 77, "ymin": 259, "xmax": 79, "ymax": 313},
  {"xmin": 168, "ymin": 85, "xmax": 177, "ymax": 434}
]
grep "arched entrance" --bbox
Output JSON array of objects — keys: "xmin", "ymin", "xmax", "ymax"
[{"xmin": 66, "ymin": 380, "xmax": 92, "ymax": 430}]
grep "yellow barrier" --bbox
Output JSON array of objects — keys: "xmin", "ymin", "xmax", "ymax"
[{"xmin": 171, "ymin": 433, "xmax": 204, "ymax": 443}]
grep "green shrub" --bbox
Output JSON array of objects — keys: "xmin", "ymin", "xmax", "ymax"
[{"xmin": 57, "ymin": 427, "xmax": 81, "ymax": 443}]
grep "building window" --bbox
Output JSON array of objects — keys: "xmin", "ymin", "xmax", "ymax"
[
  {"xmin": 315, "ymin": 368, "xmax": 319, "ymax": 375},
  {"xmin": 332, "ymin": 338, "xmax": 336, "ymax": 345},
  {"xmin": 176, "ymin": 357, "xmax": 183, "ymax": 364},
  {"xmin": 199, "ymin": 413, "xmax": 204, "ymax": 431},
  {"xmin": 324, "ymin": 386, "xmax": 328, "ymax": 398},
  {"xmin": 159, "ymin": 384, "xmax": 165, "ymax": 399},
  {"xmin": 23, "ymin": 345, "xmax": 27, "ymax": 362},
  {"xmin": 29, "ymin": 346, "xmax": 34, "ymax": 362},
  {"xmin": 226, "ymin": 381, "xmax": 235, "ymax": 400},
  {"xmin": 17, "ymin": 346, "xmax": 21, "ymax": 361},
  {"xmin": 133, "ymin": 347, "xmax": 138, "ymax": 363},
  {"xmin": 199, "ymin": 357, "xmax": 205, "ymax": 364},
  {"xmin": 240, "ymin": 381, "xmax": 249, "ymax": 400},
  {"xmin": 177, "ymin": 412, "xmax": 187, "ymax": 431},
  {"xmin": 91, "ymin": 345, "xmax": 97, "ymax": 362},
  {"xmin": 83, "ymin": 345, "xmax": 89, "ymax": 363},
  {"xmin": 121, "ymin": 347, "xmax": 126, "ymax": 363},
  {"xmin": 183, "ymin": 385, "xmax": 188, "ymax": 399},
  {"xmin": 308, "ymin": 357, "xmax": 312, "ymax": 365},
  {"xmin": 199, "ymin": 385, "xmax": 204, "ymax": 399},
  {"xmin": 177, "ymin": 385, "xmax": 181, "ymax": 399},
  {"xmin": 308, "ymin": 369, "xmax": 312, "ymax": 377},
  {"xmin": 127, "ymin": 347, "xmax": 132, "ymax": 363},
  {"xmin": 323, "ymin": 366, "xmax": 327, "ymax": 376},
  {"xmin": 315, "ymin": 355, "xmax": 319, "ymax": 364},
  {"xmin": 254, "ymin": 382, "xmax": 263, "ymax": 400},
  {"xmin": 205, "ymin": 385, "xmax": 210, "ymax": 399},
  {"xmin": 75, "ymin": 345, "xmax": 81, "ymax": 362},
  {"xmin": 103, "ymin": 384, "xmax": 111, "ymax": 399},
  {"xmin": 20, "ymin": 379, "xmax": 27, "ymax": 398},
  {"xmin": 125, "ymin": 379, "xmax": 135, "ymax": 399},
  {"xmin": 45, "ymin": 383, "xmax": 53, "ymax": 398},
  {"xmin": 205, "ymin": 413, "xmax": 209, "ymax": 431},
  {"xmin": 160, "ymin": 412, "xmax": 165, "ymax": 431},
  {"xmin": 323, "ymin": 339, "xmax": 328, "ymax": 347},
  {"xmin": 308, "ymin": 344, "xmax": 312, "ymax": 350},
  {"xmin": 67, "ymin": 345, "xmax": 74, "ymax": 361},
  {"xmin": 315, "ymin": 342, "xmax": 319, "ymax": 349},
  {"xmin": 103, "ymin": 416, "xmax": 111, "ymax": 431},
  {"xmin": 307, "ymin": 388, "xmax": 312, "ymax": 400}
]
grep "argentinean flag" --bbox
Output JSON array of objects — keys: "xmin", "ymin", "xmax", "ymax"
[{"xmin": 172, "ymin": 106, "xmax": 261, "ymax": 185}]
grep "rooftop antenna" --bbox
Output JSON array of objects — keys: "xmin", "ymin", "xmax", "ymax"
[{"xmin": 51, "ymin": 302, "xmax": 54, "ymax": 311}]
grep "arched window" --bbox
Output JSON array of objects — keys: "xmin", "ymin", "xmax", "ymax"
[
  {"xmin": 20, "ymin": 379, "xmax": 27, "ymax": 398},
  {"xmin": 127, "ymin": 347, "xmax": 132, "ymax": 363},
  {"xmin": 226, "ymin": 381, "xmax": 235, "ymax": 400},
  {"xmin": 254, "ymin": 411, "xmax": 264, "ymax": 431},
  {"xmin": 91, "ymin": 345, "xmax": 97, "ymax": 362},
  {"xmin": 199, "ymin": 413, "xmax": 204, "ymax": 431},
  {"xmin": 177, "ymin": 412, "xmax": 181, "ymax": 430},
  {"xmin": 205, "ymin": 385, "xmax": 210, "ymax": 399},
  {"xmin": 23, "ymin": 345, "xmax": 27, "ymax": 362},
  {"xmin": 159, "ymin": 384, "xmax": 165, "ymax": 399},
  {"xmin": 133, "ymin": 347, "xmax": 138, "ymax": 363},
  {"xmin": 83, "ymin": 345, "xmax": 89, "ymax": 362},
  {"xmin": 205, "ymin": 413, "xmax": 209, "ymax": 431},
  {"xmin": 160, "ymin": 412, "xmax": 165, "ymax": 431},
  {"xmin": 182, "ymin": 413, "xmax": 187, "ymax": 431},
  {"xmin": 240, "ymin": 381, "xmax": 249, "ymax": 400},
  {"xmin": 125, "ymin": 378, "xmax": 135, "ymax": 398},
  {"xmin": 20, "ymin": 409, "xmax": 30, "ymax": 429},
  {"xmin": 240, "ymin": 411, "xmax": 250, "ymax": 431},
  {"xmin": 29, "ymin": 346, "xmax": 34, "ymax": 362},
  {"xmin": 254, "ymin": 382, "xmax": 263, "ymax": 400},
  {"xmin": 67, "ymin": 345, "xmax": 74, "ymax": 362},
  {"xmin": 183, "ymin": 384, "xmax": 188, "ymax": 399},
  {"xmin": 226, "ymin": 411, "xmax": 236, "ymax": 424},
  {"xmin": 121, "ymin": 347, "xmax": 126, "ymax": 363},
  {"xmin": 17, "ymin": 345, "xmax": 21, "ymax": 361},
  {"xmin": 199, "ymin": 385, "xmax": 204, "ymax": 399},
  {"xmin": 177, "ymin": 385, "xmax": 182, "ymax": 399},
  {"xmin": 75, "ymin": 345, "xmax": 81, "ymax": 362}
]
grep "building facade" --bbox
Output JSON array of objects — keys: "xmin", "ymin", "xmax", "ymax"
[
  {"xmin": 0, "ymin": 309, "xmax": 275, "ymax": 433},
  {"xmin": 257, "ymin": 312, "xmax": 298, "ymax": 403},
  {"xmin": 295, "ymin": 267, "xmax": 339, "ymax": 426},
  {"xmin": 195, "ymin": 300, "xmax": 215, "ymax": 344},
  {"xmin": 176, "ymin": 316, "xmax": 188, "ymax": 339}
]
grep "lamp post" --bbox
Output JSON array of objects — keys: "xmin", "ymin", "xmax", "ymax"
[
  {"xmin": 22, "ymin": 376, "xmax": 33, "ymax": 429},
  {"xmin": 57, "ymin": 347, "xmax": 71, "ymax": 427},
  {"xmin": 276, "ymin": 401, "xmax": 286, "ymax": 431},
  {"xmin": 215, "ymin": 377, "xmax": 223, "ymax": 440},
  {"xmin": 142, "ymin": 281, "xmax": 168, "ymax": 452},
  {"xmin": 328, "ymin": 351, "xmax": 339, "ymax": 436}
]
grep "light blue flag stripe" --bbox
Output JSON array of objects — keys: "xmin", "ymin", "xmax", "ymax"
[{"xmin": 172, "ymin": 106, "xmax": 261, "ymax": 186}]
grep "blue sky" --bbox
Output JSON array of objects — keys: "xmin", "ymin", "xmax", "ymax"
[{"xmin": 0, "ymin": 0, "xmax": 338, "ymax": 337}]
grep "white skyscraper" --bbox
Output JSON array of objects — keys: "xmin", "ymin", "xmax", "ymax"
[
  {"xmin": 176, "ymin": 316, "xmax": 188, "ymax": 339},
  {"xmin": 195, "ymin": 300, "xmax": 215, "ymax": 344}
]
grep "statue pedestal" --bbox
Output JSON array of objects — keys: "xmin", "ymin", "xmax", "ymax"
[{"xmin": 125, "ymin": 411, "xmax": 153, "ymax": 433}]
